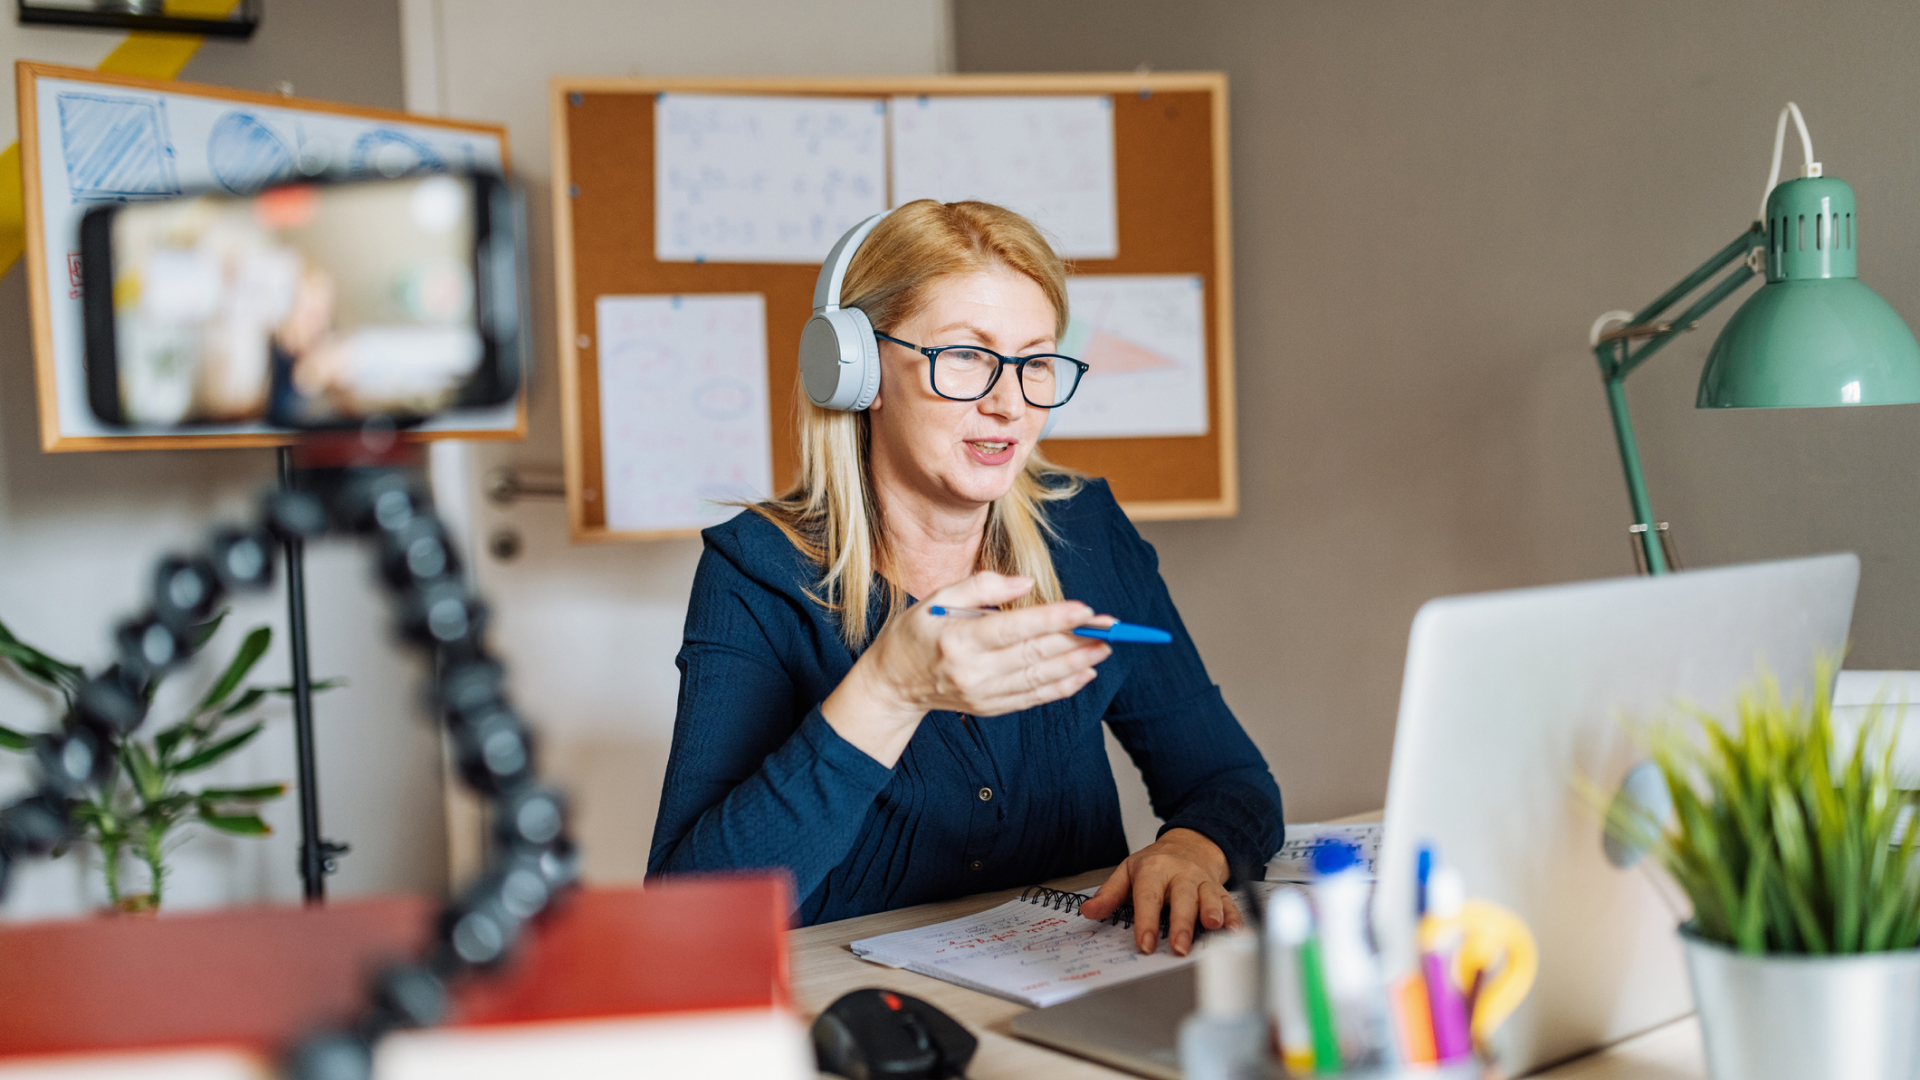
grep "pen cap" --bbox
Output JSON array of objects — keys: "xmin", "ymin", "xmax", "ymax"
[{"xmin": 1196, "ymin": 930, "xmax": 1261, "ymax": 1018}]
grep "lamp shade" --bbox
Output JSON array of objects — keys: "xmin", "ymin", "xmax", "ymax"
[{"xmin": 1698, "ymin": 176, "xmax": 1920, "ymax": 408}]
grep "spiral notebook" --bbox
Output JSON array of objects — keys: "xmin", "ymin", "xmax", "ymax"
[{"xmin": 848, "ymin": 887, "xmax": 1200, "ymax": 1009}]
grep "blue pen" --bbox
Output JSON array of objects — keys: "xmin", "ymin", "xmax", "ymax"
[{"xmin": 927, "ymin": 606, "xmax": 1173, "ymax": 644}]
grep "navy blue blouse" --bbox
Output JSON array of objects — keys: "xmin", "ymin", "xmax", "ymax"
[{"xmin": 646, "ymin": 479, "xmax": 1285, "ymax": 925}]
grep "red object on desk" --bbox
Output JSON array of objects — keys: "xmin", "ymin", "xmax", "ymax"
[{"xmin": 0, "ymin": 875, "xmax": 792, "ymax": 1059}]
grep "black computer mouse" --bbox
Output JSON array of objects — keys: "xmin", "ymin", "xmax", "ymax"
[{"xmin": 812, "ymin": 987, "xmax": 979, "ymax": 1079}]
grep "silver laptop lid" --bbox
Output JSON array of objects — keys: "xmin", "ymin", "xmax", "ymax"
[{"xmin": 1376, "ymin": 554, "xmax": 1858, "ymax": 1075}]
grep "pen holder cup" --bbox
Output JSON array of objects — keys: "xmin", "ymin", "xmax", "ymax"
[{"xmin": 1323, "ymin": 1062, "xmax": 1486, "ymax": 1080}]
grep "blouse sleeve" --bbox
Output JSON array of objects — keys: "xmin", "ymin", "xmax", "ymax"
[
  {"xmin": 645, "ymin": 541, "xmax": 893, "ymax": 901},
  {"xmin": 1097, "ymin": 496, "xmax": 1286, "ymax": 873}
]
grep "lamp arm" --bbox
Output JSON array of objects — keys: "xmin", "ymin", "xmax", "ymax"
[{"xmin": 1592, "ymin": 224, "xmax": 1768, "ymax": 574}]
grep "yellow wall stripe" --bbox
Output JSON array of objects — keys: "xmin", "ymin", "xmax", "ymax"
[{"xmin": 0, "ymin": 0, "xmax": 241, "ymax": 274}]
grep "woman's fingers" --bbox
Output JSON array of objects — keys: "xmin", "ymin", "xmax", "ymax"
[
  {"xmin": 963, "ymin": 651, "xmax": 1106, "ymax": 716},
  {"xmin": 1167, "ymin": 876, "xmax": 1201, "ymax": 956},
  {"xmin": 1198, "ymin": 880, "xmax": 1229, "ymax": 932},
  {"xmin": 963, "ymin": 600, "xmax": 1098, "ymax": 649},
  {"xmin": 926, "ymin": 571, "xmax": 1037, "ymax": 612},
  {"xmin": 1130, "ymin": 870, "xmax": 1167, "ymax": 954},
  {"xmin": 1079, "ymin": 861, "xmax": 1132, "ymax": 922}
]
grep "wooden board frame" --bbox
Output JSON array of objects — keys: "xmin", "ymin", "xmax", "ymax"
[
  {"xmin": 17, "ymin": 61, "xmax": 525, "ymax": 452},
  {"xmin": 552, "ymin": 72, "xmax": 1237, "ymax": 543}
]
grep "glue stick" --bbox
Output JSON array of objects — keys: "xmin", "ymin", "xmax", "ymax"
[
  {"xmin": 1178, "ymin": 930, "xmax": 1268, "ymax": 1080},
  {"xmin": 1265, "ymin": 889, "xmax": 1318, "ymax": 1076},
  {"xmin": 1311, "ymin": 839, "xmax": 1398, "ymax": 1070}
]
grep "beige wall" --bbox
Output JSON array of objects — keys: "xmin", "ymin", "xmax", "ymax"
[
  {"xmin": 952, "ymin": 0, "xmax": 1920, "ymax": 822},
  {"xmin": 0, "ymin": 1, "xmax": 447, "ymax": 919}
]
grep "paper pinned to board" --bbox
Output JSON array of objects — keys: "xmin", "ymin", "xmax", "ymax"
[
  {"xmin": 655, "ymin": 93, "xmax": 888, "ymax": 264},
  {"xmin": 889, "ymin": 95, "xmax": 1118, "ymax": 259},
  {"xmin": 1047, "ymin": 274, "xmax": 1209, "ymax": 439},
  {"xmin": 595, "ymin": 294, "xmax": 772, "ymax": 533}
]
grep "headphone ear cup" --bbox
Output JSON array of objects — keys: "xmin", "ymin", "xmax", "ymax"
[
  {"xmin": 843, "ymin": 307, "xmax": 880, "ymax": 411},
  {"xmin": 799, "ymin": 308, "xmax": 880, "ymax": 411}
]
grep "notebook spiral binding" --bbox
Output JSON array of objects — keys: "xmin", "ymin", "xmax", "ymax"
[{"xmin": 1017, "ymin": 886, "xmax": 1135, "ymax": 928}]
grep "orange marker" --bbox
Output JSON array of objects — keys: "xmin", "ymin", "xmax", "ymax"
[{"xmin": 1390, "ymin": 973, "xmax": 1438, "ymax": 1065}]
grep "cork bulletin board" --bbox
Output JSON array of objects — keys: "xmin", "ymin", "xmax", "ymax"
[{"xmin": 552, "ymin": 73, "xmax": 1237, "ymax": 542}]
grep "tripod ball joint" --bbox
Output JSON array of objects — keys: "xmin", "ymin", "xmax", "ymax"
[
  {"xmin": 282, "ymin": 1030, "xmax": 373, "ymax": 1080},
  {"xmin": 153, "ymin": 556, "xmax": 225, "ymax": 628},
  {"xmin": 367, "ymin": 962, "xmax": 449, "ymax": 1031},
  {"xmin": 264, "ymin": 490, "xmax": 330, "ymax": 542},
  {"xmin": 334, "ymin": 470, "xmax": 428, "ymax": 536},
  {"xmin": 379, "ymin": 517, "xmax": 461, "ymax": 590},
  {"xmin": 451, "ymin": 707, "xmax": 535, "ymax": 795},
  {"xmin": 114, "ymin": 615, "xmax": 195, "ymax": 686},
  {"xmin": 400, "ymin": 581, "xmax": 487, "ymax": 654},
  {"xmin": 209, "ymin": 527, "xmax": 276, "ymax": 591},
  {"xmin": 73, "ymin": 674, "xmax": 147, "ymax": 738},
  {"xmin": 33, "ymin": 729, "xmax": 112, "ymax": 796},
  {"xmin": 492, "ymin": 784, "xmax": 567, "ymax": 851},
  {"xmin": 0, "ymin": 794, "xmax": 74, "ymax": 857}
]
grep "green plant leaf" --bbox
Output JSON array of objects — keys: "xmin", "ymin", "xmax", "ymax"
[
  {"xmin": 173, "ymin": 723, "xmax": 264, "ymax": 773},
  {"xmin": 124, "ymin": 741, "xmax": 167, "ymax": 804},
  {"xmin": 197, "ymin": 810, "xmax": 270, "ymax": 836},
  {"xmin": 196, "ymin": 783, "xmax": 286, "ymax": 802},
  {"xmin": 194, "ymin": 627, "xmax": 272, "ymax": 714},
  {"xmin": 153, "ymin": 719, "xmax": 198, "ymax": 764},
  {"xmin": 0, "ymin": 723, "xmax": 36, "ymax": 751},
  {"xmin": 189, "ymin": 610, "xmax": 229, "ymax": 651},
  {"xmin": 265, "ymin": 677, "xmax": 347, "ymax": 697},
  {"xmin": 0, "ymin": 616, "xmax": 85, "ymax": 692},
  {"xmin": 216, "ymin": 687, "xmax": 268, "ymax": 719}
]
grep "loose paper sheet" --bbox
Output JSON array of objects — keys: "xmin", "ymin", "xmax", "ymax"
[
  {"xmin": 1267, "ymin": 821, "xmax": 1385, "ymax": 884},
  {"xmin": 1048, "ymin": 274, "xmax": 1209, "ymax": 439},
  {"xmin": 595, "ymin": 294, "xmax": 772, "ymax": 533},
  {"xmin": 889, "ymin": 95, "xmax": 1118, "ymax": 259},
  {"xmin": 655, "ymin": 93, "xmax": 887, "ymax": 264}
]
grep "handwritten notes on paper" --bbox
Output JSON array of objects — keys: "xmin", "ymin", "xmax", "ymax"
[
  {"xmin": 655, "ymin": 94, "xmax": 888, "ymax": 264},
  {"xmin": 850, "ymin": 895, "xmax": 1193, "ymax": 1009},
  {"xmin": 596, "ymin": 294, "xmax": 772, "ymax": 533},
  {"xmin": 1268, "ymin": 821, "xmax": 1385, "ymax": 883},
  {"xmin": 890, "ymin": 95, "xmax": 1118, "ymax": 259},
  {"xmin": 1050, "ymin": 274, "xmax": 1209, "ymax": 439}
]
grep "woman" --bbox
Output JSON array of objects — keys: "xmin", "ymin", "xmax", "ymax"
[{"xmin": 648, "ymin": 200, "xmax": 1284, "ymax": 956}]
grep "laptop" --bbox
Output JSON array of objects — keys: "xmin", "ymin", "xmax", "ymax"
[{"xmin": 1012, "ymin": 554, "xmax": 1859, "ymax": 1078}]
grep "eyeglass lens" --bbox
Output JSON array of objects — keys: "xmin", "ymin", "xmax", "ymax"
[{"xmin": 931, "ymin": 347, "xmax": 1082, "ymax": 407}]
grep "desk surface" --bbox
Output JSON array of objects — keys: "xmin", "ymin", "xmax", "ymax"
[{"xmin": 788, "ymin": 828, "xmax": 1708, "ymax": 1080}]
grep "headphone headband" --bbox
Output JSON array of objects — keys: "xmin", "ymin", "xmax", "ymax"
[{"xmin": 813, "ymin": 211, "xmax": 891, "ymax": 312}]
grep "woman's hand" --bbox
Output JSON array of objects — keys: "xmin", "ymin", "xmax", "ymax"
[
  {"xmin": 1079, "ymin": 828, "xmax": 1240, "ymax": 956},
  {"xmin": 820, "ymin": 571, "xmax": 1111, "ymax": 767}
]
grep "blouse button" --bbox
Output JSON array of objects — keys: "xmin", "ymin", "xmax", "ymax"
[
  {"xmin": 977, "ymin": 787, "xmax": 993, "ymax": 802},
  {"xmin": 969, "ymin": 859, "xmax": 983, "ymax": 871}
]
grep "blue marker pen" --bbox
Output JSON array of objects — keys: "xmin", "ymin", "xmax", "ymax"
[{"xmin": 927, "ymin": 606, "xmax": 1172, "ymax": 644}]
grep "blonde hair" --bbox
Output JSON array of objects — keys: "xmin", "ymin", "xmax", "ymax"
[{"xmin": 753, "ymin": 200, "xmax": 1083, "ymax": 650}]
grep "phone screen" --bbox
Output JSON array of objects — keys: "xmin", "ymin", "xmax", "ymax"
[{"xmin": 94, "ymin": 174, "xmax": 506, "ymax": 427}]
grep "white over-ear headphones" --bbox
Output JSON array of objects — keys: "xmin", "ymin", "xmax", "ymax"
[{"xmin": 798, "ymin": 212, "xmax": 1066, "ymax": 439}]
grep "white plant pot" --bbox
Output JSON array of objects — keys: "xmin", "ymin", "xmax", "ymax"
[{"xmin": 1682, "ymin": 928, "xmax": 1920, "ymax": 1080}]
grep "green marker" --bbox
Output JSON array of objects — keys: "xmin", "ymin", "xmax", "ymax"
[{"xmin": 1298, "ymin": 934, "xmax": 1342, "ymax": 1074}]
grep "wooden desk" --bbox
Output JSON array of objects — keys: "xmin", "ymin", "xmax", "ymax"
[{"xmin": 789, "ymin": 870, "xmax": 1706, "ymax": 1080}]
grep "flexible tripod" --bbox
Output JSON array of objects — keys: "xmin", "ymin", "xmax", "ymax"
[{"xmin": 0, "ymin": 450, "xmax": 576, "ymax": 1079}]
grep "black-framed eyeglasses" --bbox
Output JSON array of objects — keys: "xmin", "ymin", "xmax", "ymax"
[{"xmin": 876, "ymin": 332, "xmax": 1090, "ymax": 409}]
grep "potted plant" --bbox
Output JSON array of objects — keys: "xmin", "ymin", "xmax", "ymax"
[
  {"xmin": 0, "ymin": 613, "xmax": 331, "ymax": 912},
  {"xmin": 1605, "ymin": 663, "xmax": 1920, "ymax": 1080}
]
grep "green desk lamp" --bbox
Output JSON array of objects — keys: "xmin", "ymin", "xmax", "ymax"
[{"xmin": 1591, "ymin": 102, "xmax": 1920, "ymax": 574}]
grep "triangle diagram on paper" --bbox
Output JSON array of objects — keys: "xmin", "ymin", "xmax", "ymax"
[{"xmin": 1080, "ymin": 328, "xmax": 1181, "ymax": 376}]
